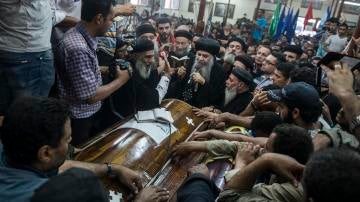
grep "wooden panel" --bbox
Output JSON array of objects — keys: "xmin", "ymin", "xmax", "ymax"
[{"xmin": 75, "ymin": 99, "xmax": 210, "ymax": 200}]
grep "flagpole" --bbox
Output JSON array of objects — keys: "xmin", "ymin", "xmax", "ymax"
[
  {"xmin": 344, "ymin": 15, "xmax": 360, "ymax": 56},
  {"xmin": 331, "ymin": 0, "xmax": 340, "ymax": 17},
  {"xmin": 223, "ymin": 0, "xmax": 231, "ymax": 25},
  {"xmin": 336, "ymin": 0, "xmax": 345, "ymax": 19},
  {"xmin": 253, "ymin": 0, "xmax": 262, "ymax": 21}
]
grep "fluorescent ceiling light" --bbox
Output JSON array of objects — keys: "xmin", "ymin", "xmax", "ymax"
[{"xmin": 344, "ymin": 1, "xmax": 360, "ymax": 6}]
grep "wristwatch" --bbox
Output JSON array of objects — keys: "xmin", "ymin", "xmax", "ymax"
[
  {"xmin": 350, "ymin": 114, "xmax": 360, "ymax": 133},
  {"xmin": 105, "ymin": 162, "xmax": 114, "ymax": 177}
]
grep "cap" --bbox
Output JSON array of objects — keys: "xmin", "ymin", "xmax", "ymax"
[
  {"xmin": 283, "ymin": 45, "xmax": 304, "ymax": 56},
  {"xmin": 235, "ymin": 55, "xmax": 254, "ymax": 71},
  {"xmin": 174, "ymin": 30, "xmax": 193, "ymax": 41},
  {"xmin": 195, "ymin": 37, "xmax": 220, "ymax": 56},
  {"xmin": 132, "ymin": 38, "xmax": 154, "ymax": 53},
  {"xmin": 267, "ymin": 82, "xmax": 321, "ymax": 109},
  {"xmin": 232, "ymin": 68, "xmax": 255, "ymax": 90},
  {"xmin": 136, "ymin": 24, "xmax": 156, "ymax": 38}
]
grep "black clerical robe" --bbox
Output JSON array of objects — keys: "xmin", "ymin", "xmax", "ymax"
[
  {"xmin": 222, "ymin": 91, "xmax": 253, "ymax": 115},
  {"xmin": 112, "ymin": 67, "xmax": 161, "ymax": 117},
  {"xmin": 168, "ymin": 61, "xmax": 226, "ymax": 108}
]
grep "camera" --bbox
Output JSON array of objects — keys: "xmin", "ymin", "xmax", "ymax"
[{"xmin": 109, "ymin": 58, "xmax": 132, "ymax": 79}]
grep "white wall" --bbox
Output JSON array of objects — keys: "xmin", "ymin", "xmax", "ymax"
[{"xmin": 134, "ymin": 0, "xmax": 359, "ymax": 24}]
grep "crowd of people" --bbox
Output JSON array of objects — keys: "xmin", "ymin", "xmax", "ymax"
[{"xmin": 1, "ymin": 0, "xmax": 360, "ymax": 202}]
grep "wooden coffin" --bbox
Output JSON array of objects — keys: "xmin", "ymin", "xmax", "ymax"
[{"xmin": 75, "ymin": 99, "xmax": 214, "ymax": 200}]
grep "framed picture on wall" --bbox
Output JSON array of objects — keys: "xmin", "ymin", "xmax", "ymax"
[
  {"xmin": 188, "ymin": 0, "xmax": 194, "ymax": 12},
  {"xmin": 301, "ymin": 0, "xmax": 323, "ymax": 10},
  {"xmin": 342, "ymin": 0, "xmax": 360, "ymax": 15},
  {"xmin": 213, "ymin": 3, "xmax": 235, "ymax": 19}
]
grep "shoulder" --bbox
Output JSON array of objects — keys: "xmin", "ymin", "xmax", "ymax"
[{"xmin": 62, "ymin": 28, "xmax": 88, "ymax": 52}]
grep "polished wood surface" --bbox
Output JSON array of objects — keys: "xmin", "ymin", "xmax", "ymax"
[{"xmin": 75, "ymin": 99, "xmax": 212, "ymax": 200}]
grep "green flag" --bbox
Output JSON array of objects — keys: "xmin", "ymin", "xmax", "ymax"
[{"xmin": 268, "ymin": 0, "xmax": 281, "ymax": 38}]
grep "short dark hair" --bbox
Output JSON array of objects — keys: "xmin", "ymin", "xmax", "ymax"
[
  {"xmin": 251, "ymin": 111, "xmax": 283, "ymax": 136},
  {"xmin": 303, "ymin": 148, "xmax": 360, "ymax": 202},
  {"xmin": 272, "ymin": 124, "xmax": 314, "ymax": 164},
  {"xmin": 272, "ymin": 52, "xmax": 286, "ymax": 64},
  {"xmin": 288, "ymin": 104, "xmax": 322, "ymax": 124},
  {"xmin": 290, "ymin": 67, "xmax": 317, "ymax": 88},
  {"xmin": 1, "ymin": 97, "xmax": 70, "ymax": 165},
  {"xmin": 276, "ymin": 62, "xmax": 295, "ymax": 79},
  {"xmin": 81, "ymin": 0, "xmax": 114, "ymax": 22},
  {"xmin": 339, "ymin": 23, "xmax": 348, "ymax": 29}
]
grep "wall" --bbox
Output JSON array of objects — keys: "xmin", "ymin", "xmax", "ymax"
[{"xmin": 134, "ymin": 0, "xmax": 359, "ymax": 24}]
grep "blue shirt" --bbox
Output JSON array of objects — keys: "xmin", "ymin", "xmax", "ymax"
[
  {"xmin": 252, "ymin": 17, "xmax": 267, "ymax": 42},
  {"xmin": 0, "ymin": 144, "xmax": 49, "ymax": 202}
]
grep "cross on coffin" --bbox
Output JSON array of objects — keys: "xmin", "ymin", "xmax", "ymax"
[{"xmin": 186, "ymin": 116, "xmax": 195, "ymax": 126}]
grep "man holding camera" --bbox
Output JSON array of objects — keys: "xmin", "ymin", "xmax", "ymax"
[{"xmin": 55, "ymin": 0, "xmax": 133, "ymax": 146}]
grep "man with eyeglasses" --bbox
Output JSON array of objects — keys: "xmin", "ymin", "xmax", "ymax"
[{"xmin": 255, "ymin": 54, "xmax": 279, "ymax": 89}]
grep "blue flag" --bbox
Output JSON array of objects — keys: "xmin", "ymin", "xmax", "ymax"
[
  {"xmin": 319, "ymin": 6, "xmax": 331, "ymax": 28},
  {"xmin": 287, "ymin": 9, "xmax": 299, "ymax": 42},
  {"xmin": 274, "ymin": 6, "xmax": 286, "ymax": 40},
  {"xmin": 282, "ymin": 8, "xmax": 293, "ymax": 34}
]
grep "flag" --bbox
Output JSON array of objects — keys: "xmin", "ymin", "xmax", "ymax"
[
  {"xmin": 282, "ymin": 8, "xmax": 293, "ymax": 34},
  {"xmin": 287, "ymin": 8, "xmax": 299, "ymax": 42},
  {"xmin": 274, "ymin": 6, "xmax": 286, "ymax": 40},
  {"xmin": 319, "ymin": 6, "xmax": 331, "ymax": 28},
  {"xmin": 268, "ymin": 0, "xmax": 281, "ymax": 38},
  {"xmin": 303, "ymin": 2, "xmax": 313, "ymax": 30},
  {"xmin": 204, "ymin": 3, "xmax": 214, "ymax": 37}
]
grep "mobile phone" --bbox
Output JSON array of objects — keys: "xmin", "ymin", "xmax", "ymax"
[
  {"xmin": 317, "ymin": 52, "xmax": 360, "ymax": 70},
  {"xmin": 316, "ymin": 52, "xmax": 360, "ymax": 94}
]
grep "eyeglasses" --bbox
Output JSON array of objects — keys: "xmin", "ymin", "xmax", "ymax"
[{"xmin": 264, "ymin": 60, "xmax": 276, "ymax": 66}]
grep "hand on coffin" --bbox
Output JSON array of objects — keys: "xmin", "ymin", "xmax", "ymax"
[
  {"xmin": 112, "ymin": 165, "xmax": 143, "ymax": 194},
  {"xmin": 134, "ymin": 187, "xmax": 169, "ymax": 202},
  {"xmin": 235, "ymin": 142, "xmax": 261, "ymax": 166},
  {"xmin": 172, "ymin": 141, "xmax": 204, "ymax": 156},
  {"xmin": 193, "ymin": 108, "xmax": 217, "ymax": 119},
  {"xmin": 187, "ymin": 164, "xmax": 210, "ymax": 178},
  {"xmin": 192, "ymin": 129, "xmax": 220, "ymax": 140}
]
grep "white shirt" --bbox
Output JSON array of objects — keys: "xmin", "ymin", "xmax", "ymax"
[
  {"xmin": 50, "ymin": 0, "xmax": 82, "ymax": 25},
  {"xmin": 325, "ymin": 34, "xmax": 348, "ymax": 53},
  {"xmin": 0, "ymin": 0, "xmax": 55, "ymax": 52}
]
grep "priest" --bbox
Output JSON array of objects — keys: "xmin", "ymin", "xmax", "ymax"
[{"xmin": 169, "ymin": 37, "xmax": 226, "ymax": 108}]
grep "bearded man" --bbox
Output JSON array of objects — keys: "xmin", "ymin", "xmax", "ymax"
[
  {"xmin": 156, "ymin": 17, "xmax": 175, "ymax": 47},
  {"xmin": 169, "ymin": 37, "xmax": 226, "ymax": 108},
  {"xmin": 112, "ymin": 38, "xmax": 171, "ymax": 117}
]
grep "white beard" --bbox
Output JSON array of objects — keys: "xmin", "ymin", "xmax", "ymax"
[
  {"xmin": 191, "ymin": 56, "xmax": 214, "ymax": 83},
  {"xmin": 135, "ymin": 60, "xmax": 153, "ymax": 79},
  {"xmin": 223, "ymin": 52, "xmax": 235, "ymax": 64},
  {"xmin": 224, "ymin": 87, "xmax": 237, "ymax": 106}
]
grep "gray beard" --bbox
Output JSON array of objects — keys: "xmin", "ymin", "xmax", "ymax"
[
  {"xmin": 223, "ymin": 52, "xmax": 236, "ymax": 63},
  {"xmin": 135, "ymin": 60, "xmax": 153, "ymax": 79},
  {"xmin": 174, "ymin": 49, "xmax": 189, "ymax": 57},
  {"xmin": 191, "ymin": 57, "xmax": 214, "ymax": 83},
  {"xmin": 224, "ymin": 87, "xmax": 237, "ymax": 106}
]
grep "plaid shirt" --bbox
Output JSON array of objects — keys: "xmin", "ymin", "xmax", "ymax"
[{"xmin": 56, "ymin": 23, "xmax": 102, "ymax": 119}]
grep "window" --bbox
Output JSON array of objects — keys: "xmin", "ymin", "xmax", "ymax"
[
  {"xmin": 130, "ymin": 0, "xmax": 149, "ymax": 6},
  {"xmin": 164, "ymin": 0, "xmax": 180, "ymax": 9}
]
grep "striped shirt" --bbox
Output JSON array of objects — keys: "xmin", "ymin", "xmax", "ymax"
[{"xmin": 56, "ymin": 23, "xmax": 102, "ymax": 119}]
